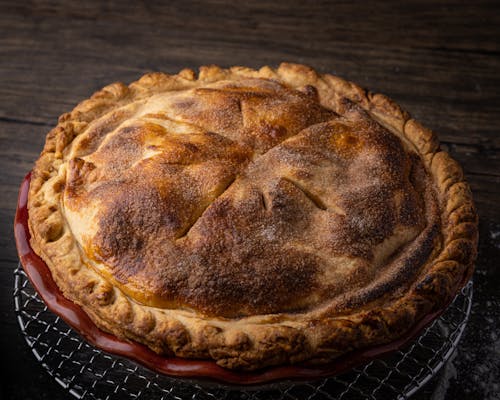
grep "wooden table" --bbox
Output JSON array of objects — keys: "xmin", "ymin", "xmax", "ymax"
[{"xmin": 1, "ymin": 2, "xmax": 499, "ymax": 399}]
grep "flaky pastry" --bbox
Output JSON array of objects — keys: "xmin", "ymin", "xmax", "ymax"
[{"xmin": 28, "ymin": 63, "xmax": 477, "ymax": 370}]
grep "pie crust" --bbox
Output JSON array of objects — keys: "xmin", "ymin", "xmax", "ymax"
[{"xmin": 28, "ymin": 63, "xmax": 478, "ymax": 371}]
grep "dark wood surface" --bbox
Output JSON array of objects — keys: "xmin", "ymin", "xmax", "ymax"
[{"xmin": 1, "ymin": 1, "xmax": 499, "ymax": 399}]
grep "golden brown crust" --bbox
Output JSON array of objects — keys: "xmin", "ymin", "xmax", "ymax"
[{"xmin": 28, "ymin": 63, "xmax": 478, "ymax": 370}]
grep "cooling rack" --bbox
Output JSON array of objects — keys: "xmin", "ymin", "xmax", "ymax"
[{"xmin": 13, "ymin": 264, "xmax": 472, "ymax": 400}]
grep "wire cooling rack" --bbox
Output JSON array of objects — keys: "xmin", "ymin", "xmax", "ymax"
[{"xmin": 13, "ymin": 264, "xmax": 473, "ymax": 400}]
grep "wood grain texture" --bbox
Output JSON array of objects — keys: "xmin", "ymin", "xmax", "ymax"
[{"xmin": 0, "ymin": 1, "xmax": 499, "ymax": 399}]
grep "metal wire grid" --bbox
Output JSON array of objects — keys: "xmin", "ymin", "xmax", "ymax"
[{"xmin": 13, "ymin": 264, "xmax": 472, "ymax": 400}]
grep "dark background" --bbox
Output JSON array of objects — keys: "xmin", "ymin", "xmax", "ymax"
[{"xmin": 1, "ymin": 1, "xmax": 499, "ymax": 399}]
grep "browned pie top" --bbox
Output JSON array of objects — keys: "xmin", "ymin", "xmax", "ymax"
[
  {"xmin": 60, "ymin": 76, "xmax": 438, "ymax": 318},
  {"xmin": 28, "ymin": 64, "xmax": 477, "ymax": 370}
]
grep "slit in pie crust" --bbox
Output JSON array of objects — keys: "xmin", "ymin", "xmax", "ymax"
[{"xmin": 28, "ymin": 63, "xmax": 477, "ymax": 370}]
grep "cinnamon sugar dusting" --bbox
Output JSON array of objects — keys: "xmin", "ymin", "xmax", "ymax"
[{"xmin": 62, "ymin": 78, "xmax": 439, "ymax": 318}]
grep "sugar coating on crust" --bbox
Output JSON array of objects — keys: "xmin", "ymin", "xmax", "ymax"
[{"xmin": 28, "ymin": 63, "xmax": 478, "ymax": 370}]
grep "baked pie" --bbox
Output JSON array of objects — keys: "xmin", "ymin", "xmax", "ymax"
[{"xmin": 28, "ymin": 63, "xmax": 477, "ymax": 371}]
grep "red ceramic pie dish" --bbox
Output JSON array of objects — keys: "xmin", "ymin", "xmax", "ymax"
[{"xmin": 14, "ymin": 172, "xmax": 471, "ymax": 386}]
